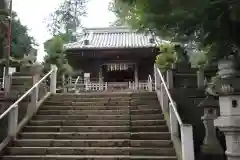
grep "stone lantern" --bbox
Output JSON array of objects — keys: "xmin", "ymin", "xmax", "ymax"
[
  {"xmin": 198, "ymin": 95, "xmax": 224, "ymax": 159},
  {"xmin": 214, "ymin": 56, "xmax": 240, "ymax": 160}
]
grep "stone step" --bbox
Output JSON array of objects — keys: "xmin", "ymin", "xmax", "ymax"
[
  {"xmin": 131, "ymin": 132, "xmax": 171, "ymax": 140},
  {"xmin": 12, "ymin": 72, "xmax": 34, "ymax": 76},
  {"xmin": 32, "ymin": 114, "xmax": 164, "ymax": 121},
  {"xmin": 53, "ymin": 92, "xmax": 157, "ymax": 98},
  {"xmin": 131, "ymin": 109, "xmax": 162, "ymax": 115},
  {"xmin": 40, "ymin": 105, "xmax": 160, "ymax": 110},
  {"xmin": 38, "ymin": 110, "xmax": 130, "ymax": 115},
  {"xmin": 131, "ymin": 140, "xmax": 173, "ymax": 148},
  {"xmin": 131, "ymin": 120, "xmax": 166, "ymax": 126},
  {"xmin": 37, "ymin": 109, "xmax": 162, "ymax": 115},
  {"xmin": 28, "ymin": 119, "xmax": 166, "ymax": 126},
  {"xmin": 6, "ymin": 147, "xmax": 175, "ymax": 156},
  {"xmin": 12, "ymin": 139, "xmax": 172, "ymax": 148},
  {"xmin": 19, "ymin": 132, "xmax": 170, "ymax": 140},
  {"xmin": 2, "ymin": 155, "xmax": 177, "ymax": 160},
  {"xmin": 22, "ymin": 125, "xmax": 168, "ymax": 133},
  {"xmin": 131, "ymin": 126, "xmax": 168, "ymax": 132},
  {"xmin": 43, "ymin": 100, "xmax": 158, "ymax": 106},
  {"xmin": 170, "ymin": 88, "xmax": 205, "ymax": 98},
  {"xmin": 19, "ymin": 132, "xmax": 131, "ymax": 139},
  {"xmin": 131, "ymin": 114, "xmax": 164, "ymax": 120},
  {"xmin": 48, "ymin": 96, "xmax": 158, "ymax": 101},
  {"xmin": 23, "ymin": 126, "xmax": 130, "ymax": 132},
  {"xmin": 11, "ymin": 84, "xmax": 32, "ymax": 89},
  {"xmin": 28, "ymin": 120, "xmax": 130, "ymax": 126},
  {"xmin": 11, "ymin": 79, "xmax": 32, "ymax": 85},
  {"xmin": 13, "ymin": 139, "xmax": 130, "ymax": 147},
  {"xmin": 43, "ymin": 101, "xmax": 131, "ymax": 106},
  {"xmin": 32, "ymin": 115, "xmax": 130, "ymax": 120}
]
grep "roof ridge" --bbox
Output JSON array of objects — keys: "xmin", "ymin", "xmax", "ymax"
[{"xmin": 83, "ymin": 26, "xmax": 137, "ymax": 34}]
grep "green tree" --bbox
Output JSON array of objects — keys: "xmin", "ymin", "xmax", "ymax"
[
  {"xmin": 111, "ymin": 0, "xmax": 240, "ymax": 62},
  {"xmin": 44, "ymin": 34, "xmax": 72, "ymax": 75},
  {"xmin": 11, "ymin": 12, "xmax": 36, "ymax": 58},
  {"xmin": 43, "ymin": 34, "xmax": 73, "ymax": 89},
  {"xmin": 0, "ymin": 10, "xmax": 36, "ymax": 64}
]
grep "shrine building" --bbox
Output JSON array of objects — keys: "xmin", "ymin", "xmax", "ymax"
[{"xmin": 64, "ymin": 26, "xmax": 163, "ymax": 89}]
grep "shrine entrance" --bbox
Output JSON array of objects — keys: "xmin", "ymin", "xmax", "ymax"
[
  {"xmin": 104, "ymin": 69, "xmax": 134, "ymax": 82},
  {"xmin": 100, "ymin": 63, "xmax": 136, "ymax": 83}
]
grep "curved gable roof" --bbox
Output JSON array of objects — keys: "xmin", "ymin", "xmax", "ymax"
[{"xmin": 64, "ymin": 26, "xmax": 166, "ymax": 50}]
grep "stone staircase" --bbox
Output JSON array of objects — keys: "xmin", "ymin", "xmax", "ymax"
[
  {"xmin": 10, "ymin": 72, "xmax": 33, "ymax": 98},
  {"xmin": 0, "ymin": 92, "xmax": 177, "ymax": 160}
]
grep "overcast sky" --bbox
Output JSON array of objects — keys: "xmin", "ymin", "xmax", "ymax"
[{"xmin": 13, "ymin": 0, "xmax": 116, "ymax": 61}]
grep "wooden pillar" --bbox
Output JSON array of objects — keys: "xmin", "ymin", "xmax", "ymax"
[
  {"xmin": 134, "ymin": 63, "xmax": 139, "ymax": 90},
  {"xmin": 99, "ymin": 65, "xmax": 103, "ymax": 84}
]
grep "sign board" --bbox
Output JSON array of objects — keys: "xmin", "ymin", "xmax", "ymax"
[
  {"xmin": 2, "ymin": 67, "xmax": 16, "ymax": 88},
  {"xmin": 84, "ymin": 73, "xmax": 90, "ymax": 78}
]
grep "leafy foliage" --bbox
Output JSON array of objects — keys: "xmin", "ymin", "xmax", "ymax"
[
  {"xmin": 0, "ymin": 11, "xmax": 36, "ymax": 59},
  {"xmin": 155, "ymin": 43, "xmax": 177, "ymax": 71},
  {"xmin": 111, "ymin": 0, "xmax": 240, "ymax": 62},
  {"xmin": 11, "ymin": 12, "xmax": 36, "ymax": 58},
  {"xmin": 46, "ymin": 0, "xmax": 87, "ymax": 37},
  {"xmin": 44, "ymin": 34, "xmax": 73, "ymax": 76},
  {"xmin": 191, "ymin": 48, "xmax": 209, "ymax": 70}
]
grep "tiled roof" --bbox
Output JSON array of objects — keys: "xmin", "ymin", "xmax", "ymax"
[{"xmin": 64, "ymin": 26, "xmax": 166, "ymax": 50}]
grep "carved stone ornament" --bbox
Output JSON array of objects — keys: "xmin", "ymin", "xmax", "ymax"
[{"xmin": 208, "ymin": 57, "xmax": 240, "ymax": 96}]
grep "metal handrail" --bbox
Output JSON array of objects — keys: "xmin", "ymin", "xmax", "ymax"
[
  {"xmin": 156, "ymin": 67, "xmax": 183, "ymax": 126},
  {"xmin": 0, "ymin": 69, "xmax": 54, "ymax": 121}
]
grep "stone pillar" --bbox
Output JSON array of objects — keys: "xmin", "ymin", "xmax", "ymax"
[
  {"xmin": 215, "ymin": 94, "xmax": 240, "ymax": 160},
  {"xmin": 199, "ymin": 96, "xmax": 224, "ymax": 159},
  {"xmin": 50, "ymin": 65, "xmax": 57, "ymax": 94},
  {"xmin": 134, "ymin": 63, "xmax": 139, "ymax": 90},
  {"xmin": 197, "ymin": 69, "xmax": 205, "ymax": 89}
]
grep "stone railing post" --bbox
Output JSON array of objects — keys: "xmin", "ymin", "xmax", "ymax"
[
  {"xmin": 161, "ymin": 83, "xmax": 169, "ymax": 113},
  {"xmin": 8, "ymin": 105, "xmax": 18, "ymax": 139},
  {"xmin": 169, "ymin": 102, "xmax": 178, "ymax": 138},
  {"xmin": 154, "ymin": 64, "xmax": 161, "ymax": 90},
  {"xmin": 4, "ymin": 74, "xmax": 11, "ymax": 97},
  {"xmin": 105, "ymin": 82, "xmax": 108, "ymax": 91},
  {"xmin": 197, "ymin": 70, "xmax": 205, "ymax": 88},
  {"xmin": 148, "ymin": 80, "xmax": 153, "ymax": 92},
  {"xmin": 166, "ymin": 69, "xmax": 173, "ymax": 89},
  {"xmin": 28, "ymin": 74, "xmax": 40, "ymax": 115},
  {"xmin": 50, "ymin": 65, "xmax": 57, "ymax": 94},
  {"xmin": 181, "ymin": 124, "xmax": 195, "ymax": 160}
]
